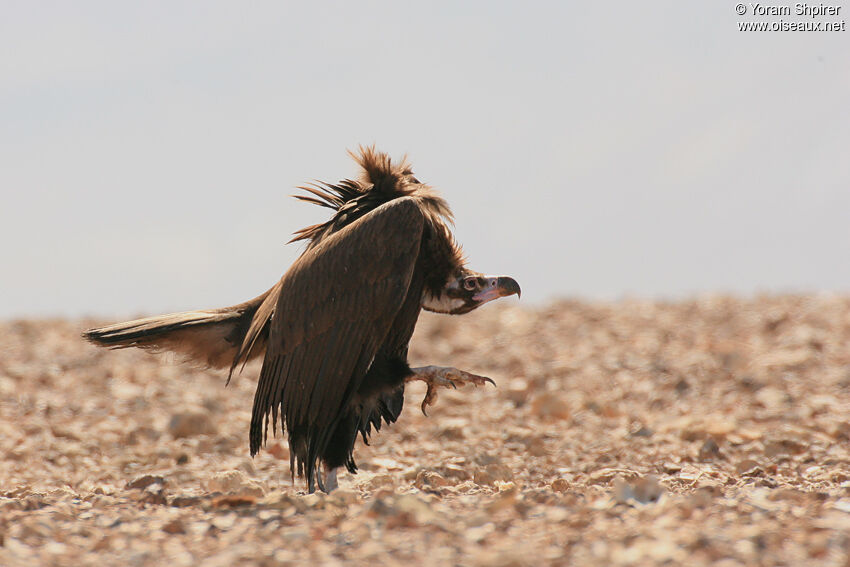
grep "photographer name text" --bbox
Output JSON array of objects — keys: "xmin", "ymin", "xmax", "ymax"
[{"xmin": 744, "ymin": 3, "xmax": 841, "ymax": 16}]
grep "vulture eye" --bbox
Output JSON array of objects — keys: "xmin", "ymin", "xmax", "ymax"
[{"xmin": 462, "ymin": 277, "xmax": 478, "ymax": 291}]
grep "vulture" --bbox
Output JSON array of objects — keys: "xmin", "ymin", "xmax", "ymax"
[{"xmin": 84, "ymin": 147, "xmax": 520, "ymax": 492}]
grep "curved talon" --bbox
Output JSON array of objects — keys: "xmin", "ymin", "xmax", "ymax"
[
  {"xmin": 409, "ymin": 366, "xmax": 496, "ymax": 416},
  {"xmin": 421, "ymin": 384, "xmax": 438, "ymax": 416}
]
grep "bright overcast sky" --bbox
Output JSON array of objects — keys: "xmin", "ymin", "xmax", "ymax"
[{"xmin": 2, "ymin": 2, "xmax": 849, "ymax": 318}]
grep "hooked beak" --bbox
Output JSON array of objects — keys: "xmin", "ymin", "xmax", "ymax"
[{"xmin": 471, "ymin": 276, "xmax": 522, "ymax": 304}]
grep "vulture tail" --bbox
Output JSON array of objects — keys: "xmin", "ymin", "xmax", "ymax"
[{"xmin": 83, "ymin": 285, "xmax": 279, "ymax": 374}]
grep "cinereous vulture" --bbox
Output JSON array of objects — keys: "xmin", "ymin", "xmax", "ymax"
[{"xmin": 84, "ymin": 147, "xmax": 520, "ymax": 492}]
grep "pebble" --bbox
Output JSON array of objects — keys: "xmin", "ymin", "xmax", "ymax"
[
  {"xmin": 368, "ymin": 493, "xmax": 440, "ymax": 528},
  {"xmin": 126, "ymin": 475, "xmax": 167, "ymax": 490},
  {"xmin": 474, "ymin": 464, "xmax": 513, "ymax": 486},
  {"xmin": 210, "ymin": 513, "xmax": 237, "ymax": 530},
  {"xmin": 359, "ymin": 473, "xmax": 395, "ymax": 491},
  {"xmin": 162, "ymin": 519, "xmax": 186, "ymax": 534},
  {"xmin": 698, "ymin": 438, "xmax": 723, "ymax": 461},
  {"xmin": 613, "ymin": 475, "xmax": 666, "ymax": 505},
  {"xmin": 735, "ymin": 459, "xmax": 764, "ymax": 476},
  {"xmin": 414, "ymin": 470, "xmax": 451, "ymax": 490},
  {"xmin": 168, "ymin": 411, "xmax": 218, "ymax": 438},
  {"xmin": 204, "ymin": 470, "xmax": 265, "ymax": 497}
]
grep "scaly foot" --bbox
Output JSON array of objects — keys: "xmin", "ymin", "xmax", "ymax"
[{"xmin": 406, "ymin": 365, "xmax": 495, "ymax": 415}]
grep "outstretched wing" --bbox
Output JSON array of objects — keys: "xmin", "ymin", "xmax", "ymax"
[{"xmin": 249, "ymin": 197, "xmax": 426, "ymax": 471}]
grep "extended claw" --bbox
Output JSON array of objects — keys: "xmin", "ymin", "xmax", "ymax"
[
  {"xmin": 407, "ymin": 366, "xmax": 497, "ymax": 416},
  {"xmin": 421, "ymin": 383, "xmax": 437, "ymax": 416}
]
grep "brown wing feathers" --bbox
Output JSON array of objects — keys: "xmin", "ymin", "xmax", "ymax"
[
  {"xmin": 250, "ymin": 198, "xmax": 426, "ymax": 488},
  {"xmin": 226, "ymin": 280, "xmax": 282, "ymax": 383}
]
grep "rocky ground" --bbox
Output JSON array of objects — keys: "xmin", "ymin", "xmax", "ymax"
[{"xmin": 1, "ymin": 295, "xmax": 850, "ymax": 566}]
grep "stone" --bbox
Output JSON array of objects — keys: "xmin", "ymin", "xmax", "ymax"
[
  {"xmin": 613, "ymin": 475, "xmax": 665, "ymax": 505},
  {"xmin": 168, "ymin": 411, "xmax": 217, "ymax": 438},
  {"xmin": 162, "ymin": 519, "xmax": 186, "ymax": 534},
  {"xmin": 474, "ymin": 464, "xmax": 513, "ymax": 486},
  {"xmin": 414, "ymin": 470, "xmax": 451, "ymax": 490},
  {"xmin": 204, "ymin": 470, "xmax": 265, "ymax": 497},
  {"xmin": 698, "ymin": 438, "xmax": 723, "ymax": 461},
  {"xmin": 126, "ymin": 475, "xmax": 167, "ymax": 490}
]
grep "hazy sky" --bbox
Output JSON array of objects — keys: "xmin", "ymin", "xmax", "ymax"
[{"xmin": 2, "ymin": 2, "xmax": 849, "ymax": 318}]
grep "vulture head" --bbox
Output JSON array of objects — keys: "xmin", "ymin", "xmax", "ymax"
[{"xmin": 423, "ymin": 269, "xmax": 522, "ymax": 314}]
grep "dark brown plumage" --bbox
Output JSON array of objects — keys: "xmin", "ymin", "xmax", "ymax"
[{"xmin": 84, "ymin": 147, "xmax": 520, "ymax": 492}]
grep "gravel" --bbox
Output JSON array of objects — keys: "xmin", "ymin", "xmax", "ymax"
[{"xmin": 1, "ymin": 294, "xmax": 850, "ymax": 565}]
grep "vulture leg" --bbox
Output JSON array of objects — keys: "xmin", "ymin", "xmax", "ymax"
[
  {"xmin": 314, "ymin": 464, "xmax": 339, "ymax": 494},
  {"xmin": 308, "ymin": 463, "xmax": 340, "ymax": 494},
  {"xmin": 323, "ymin": 466, "xmax": 339, "ymax": 493},
  {"xmin": 406, "ymin": 366, "xmax": 495, "ymax": 415}
]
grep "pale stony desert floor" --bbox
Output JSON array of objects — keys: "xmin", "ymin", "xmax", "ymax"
[{"xmin": 2, "ymin": 295, "xmax": 850, "ymax": 566}]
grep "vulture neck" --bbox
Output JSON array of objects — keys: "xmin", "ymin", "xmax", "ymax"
[{"xmin": 420, "ymin": 291, "xmax": 466, "ymax": 314}]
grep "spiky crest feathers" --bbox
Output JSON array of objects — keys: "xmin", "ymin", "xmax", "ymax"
[{"xmin": 289, "ymin": 146, "xmax": 456, "ymax": 250}]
